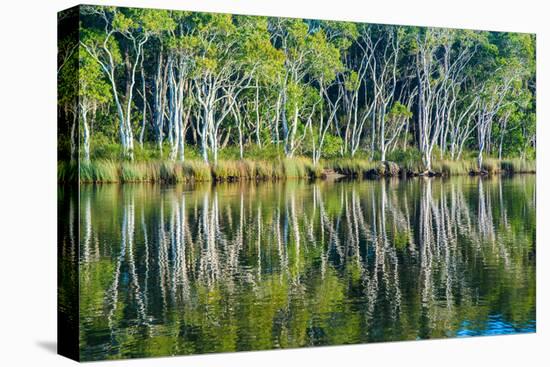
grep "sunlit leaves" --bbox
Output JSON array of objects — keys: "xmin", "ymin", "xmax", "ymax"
[
  {"xmin": 112, "ymin": 11, "xmax": 134, "ymax": 33},
  {"xmin": 79, "ymin": 46, "xmax": 111, "ymax": 104},
  {"xmin": 69, "ymin": 5, "xmax": 536, "ymax": 163},
  {"xmin": 307, "ymin": 30, "xmax": 344, "ymax": 84}
]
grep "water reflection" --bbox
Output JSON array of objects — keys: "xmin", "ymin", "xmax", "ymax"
[{"xmin": 73, "ymin": 176, "xmax": 536, "ymax": 360}]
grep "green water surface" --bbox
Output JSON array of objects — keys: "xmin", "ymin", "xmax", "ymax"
[{"xmin": 66, "ymin": 176, "xmax": 535, "ymax": 360}]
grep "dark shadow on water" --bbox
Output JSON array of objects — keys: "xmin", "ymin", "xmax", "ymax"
[{"xmin": 36, "ymin": 340, "xmax": 57, "ymax": 354}]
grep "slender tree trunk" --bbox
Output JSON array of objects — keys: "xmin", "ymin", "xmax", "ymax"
[
  {"xmin": 70, "ymin": 106, "xmax": 77, "ymax": 162},
  {"xmin": 254, "ymin": 80, "xmax": 261, "ymax": 147},
  {"xmin": 81, "ymin": 107, "xmax": 91, "ymax": 163},
  {"xmin": 139, "ymin": 53, "xmax": 147, "ymax": 148}
]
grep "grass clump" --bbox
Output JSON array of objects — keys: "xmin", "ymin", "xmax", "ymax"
[
  {"xmin": 250, "ymin": 160, "xmax": 277, "ymax": 180},
  {"xmin": 432, "ymin": 159, "xmax": 475, "ymax": 176},
  {"xmin": 501, "ymin": 158, "xmax": 536, "ymax": 174},
  {"xmin": 80, "ymin": 160, "xmax": 119, "ymax": 183},
  {"xmin": 212, "ymin": 159, "xmax": 296, "ymax": 181},
  {"xmin": 327, "ymin": 159, "xmax": 378, "ymax": 177},
  {"xmin": 58, "ymin": 161, "xmax": 78, "ymax": 183},
  {"xmin": 121, "ymin": 162, "xmax": 149, "ymax": 182},
  {"xmin": 386, "ymin": 149, "xmax": 423, "ymax": 172},
  {"xmin": 159, "ymin": 161, "xmax": 184, "ymax": 183},
  {"xmin": 183, "ymin": 160, "xmax": 211, "ymax": 181},
  {"xmin": 282, "ymin": 158, "xmax": 306, "ymax": 178},
  {"xmin": 304, "ymin": 159, "xmax": 323, "ymax": 178},
  {"xmin": 212, "ymin": 160, "xmax": 244, "ymax": 181},
  {"xmin": 281, "ymin": 157, "xmax": 322, "ymax": 178},
  {"xmin": 481, "ymin": 158, "xmax": 500, "ymax": 174},
  {"xmin": 62, "ymin": 155, "xmax": 536, "ymax": 184}
]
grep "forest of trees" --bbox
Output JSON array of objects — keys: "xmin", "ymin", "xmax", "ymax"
[{"xmin": 58, "ymin": 5, "xmax": 536, "ymax": 177}]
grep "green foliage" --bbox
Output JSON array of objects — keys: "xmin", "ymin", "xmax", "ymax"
[
  {"xmin": 282, "ymin": 157, "xmax": 322, "ymax": 178},
  {"xmin": 89, "ymin": 133, "xmax": 120, "ymax": 160},
  {"xmin": 482, "ymin": 158, "xmax": 500, "ymax": 174},
  {"xmin": 386, "ymin": 149, "xmax": 423, "ymax": 172},
  {"xmin": 120, "ymin": 162, "xmax": 149, "ymax": 182},
  {"xmin": 76, "ymin": 176, "xmax": 535, "ymax": 360},
  {"xmin": 501, "ymin": 158, "xmax": 536, "ymax": 174},
  {"xmin": 387, "ymin": 101, "xmax": 412, "ymax": 120},
  {"xmin": 58, "ymin": 161, "xmax": 78, "ymax": 183},
  {"xmin": 61, "ymin": 6, "xmax": 535, "ymax": 180},
  {"xmin": 326, "ymin": 159, "xmax": 378, "ymax": 177},
  {"xmin": 242, "ymin": 144, "xmax": 284, "ymax": 160},
  {"xmin": 432, "ymin": 159, "xmax": 476, "ymax": 176},
  {"xmin": 321, "ymin": 133, "xmax": 343, "ymax": 159},
  {"xmin": 308, "ymin": 29, "xmax": 344, "ymax": 84},
  {"xmin": 80, "ymin": 160, "xmax": 119, "ymax": 183}
]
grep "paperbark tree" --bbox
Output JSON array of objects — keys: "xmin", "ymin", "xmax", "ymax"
[
  {"xmin": 80, "ymin": 6, "xmax": 175, "ymax": 160},
  {"xmin": 414, "ymin": 29, "xmax": 477, "ymax": 171},
  {"xmin": 307, "ymin": 29, "xmax": 344, "ymax": 165},
  {"xmin": 363, "ymin": 25, "xmax": 404, "ymax": 161},
  {"xmin": 78, "ymin": 48, "xmax": 111, "ymax": 162}
]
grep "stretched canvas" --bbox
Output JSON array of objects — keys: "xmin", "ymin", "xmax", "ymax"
[{"xmin": 58, "ymin": 4, "xmax": 536, "ymax": 362}]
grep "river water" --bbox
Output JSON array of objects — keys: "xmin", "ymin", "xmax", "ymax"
[{"xmin": 61, "ymin": 175, "xmax": 536, "ymax": 360}]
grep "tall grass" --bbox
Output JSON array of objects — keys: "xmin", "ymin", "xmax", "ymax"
[
  {"xmin": 212, "ymin": 158, "xmax": 320, "ymax": 181},
  {"xmin": 74, "ymin": 159, "xmax": 212, "ymax": 183},
  {"xmin": 326, "ymin": 159, "xmax": 378, "ymax": 177},
  {"xmin": 431, "ymin": 158, "xmax": 536, "ymax": 175},
  {"xmin": 386, "ymin": 149, "xmax": 423, "ymax": 173},
  {"xmin": 70, "ymin": 158, "xmax": 320, "ymax": 183},
  {"xmin": 183, "ymin": 160, "xmax": 212, "ymax": 181},
  {"xmin": 432, "ymin": 159, "xmax": 476, "ymax": 176},
  {"xmin": 500, "ymin": 158, "xmax": 536, "ymax": 174},
  {"xmin": 80, "ymin": 160, "xmax": 119, "ymax": 183},
  {"xmin": 212, "ymin": 160, "xmax": 245, "ymax": 180},
  {"xmin": 59, "ymin": 156, "xmax": 535, "ymax": 183},
  {"xmin": 481, "ymin": 158, "xmax": 500, "ymax": 174},
  {"xmin": 282, "ymin": 157, "xmax": 322, "ymax": 178},
  {"xmin": 57, "ymin": 161, "xmax": 78, "ymax": 183}
]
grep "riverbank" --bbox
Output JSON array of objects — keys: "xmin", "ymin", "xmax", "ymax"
[
  {"xmin": 57, "ymin": 157, "xmax": 536, "ymax": 183},
  {"xmin": 58, "ymin": 158, "xmax": 322, "ymax": 183}
]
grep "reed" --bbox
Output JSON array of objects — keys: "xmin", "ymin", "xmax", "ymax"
[
  {"xmin": 57, "ymin": 161, "xmax": 78, "ymax": 183},
  {"xmin": 481, "ymin": 158, "xmax": 501, "ymax": 174},
  {"xmin": 79, "ymin": 160, "xmax": 119, "ymax": 183},
  {"xmin": 432, "ymin": 159, "xmax": 476, "ymax": 176},
  {"xmin": 59, "ymin": 156, "xmax": 535, "ymax": 183},
  {"xmin": 121, "ymin": 162, "xmax": 148, "ymax": 182},
  {"xmin": 211, "ymin": 160, "xmax": 244, "ymax": 181},
  {"xmin": 182, "ymin": 160, "xmax": 212, "ymax": 181},
  {"xmin": 281, "ymin": 157, "xmax": 323, "ymax": 178},
  {"xmin": 327, "ymin": 159, "xmax": 378, "ymax": 177},
  {"xmin": 500, "ymin": 158, "xmax": 536, "ymax": 174}
]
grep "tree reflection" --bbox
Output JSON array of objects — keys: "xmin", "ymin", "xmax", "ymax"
[{"xmin": 78, "ymin": 177, "xmax": 536, "ymax": 360}]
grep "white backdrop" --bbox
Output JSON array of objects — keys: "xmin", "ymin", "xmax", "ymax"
[{"xmin": 0, "ymin": 0, "xmax": 547, "ymax": 365}]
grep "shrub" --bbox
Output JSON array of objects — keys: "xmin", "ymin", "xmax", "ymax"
[
  {"xmin": 242, "ymin": 144, "xmax": 284, "ymax": 160},
  {"xmin": 90, "ymin": 133, "xmax": 120, "ymax": 160}
]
